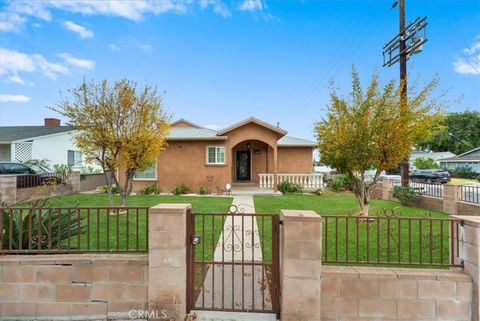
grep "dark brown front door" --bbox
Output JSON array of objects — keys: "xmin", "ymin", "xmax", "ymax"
[{"xmin": 236, "ymin": 150, "xmax": 251, "ymax": 181}]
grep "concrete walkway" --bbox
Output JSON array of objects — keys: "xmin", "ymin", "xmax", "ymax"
[{"xmin": 194, "ymin": 195, "xmax": 276, "ymax": 320}]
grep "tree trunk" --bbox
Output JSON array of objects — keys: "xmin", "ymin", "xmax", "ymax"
[
  {"xmin": 119, "ymin": 172, "xmax": 134, "ymax": 207},
  {"xmin": 101, "ymin": 164, "xmax": 114, "ymax": 207}
]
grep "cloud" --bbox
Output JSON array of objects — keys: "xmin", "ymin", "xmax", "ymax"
[
  {"xmin": 200, "ymin": 0, "xmax": 231, "ymax": 18},
  {"xmin": 0, "ymin": 48, "xmax": 71, "ymax": 84},
  {"xmin": 108, "ymin": 44, "xmax": 120, "ymax": 52},
  {"xmin": 204, "ymin": 124, "xmax": 220, "ymax": 130},
  {"xmin": 239, "ymin": 0, "xmax": 263, "ymax": 11},
  {"xmin": 0, "ymin": 0, "xmax": 188, "ymax": 32},
  {"xmin": 0, "ymin": 12, "xmax": 26, "ymax": 32},
  {"xmin": 62, "ymin": 20, "xmax": 94, "ymax": 38},
  {"xmin": 453, "ymin": 39, "xmax": 480, "ymax": 76},
  {"xmin": 58, "ymin": 53, "xmax": 95, "ymax": 70},
  {"xmin": 0, "ymin": 94, "xmax": 31, "ymax": 103},
  {"xmin": 138, "ymin": 43, "xmax": 152, "ymax": 53}
]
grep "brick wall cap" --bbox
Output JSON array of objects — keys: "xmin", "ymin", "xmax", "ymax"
[
  {"xmin": 451, "ymin": 215, "xmax": 480, "ymax": 227},
  {"xmin": 150, "ymin": 203, "xmax": 192, "ymax": 211},
  {"xmin": 281, "ymin": 209, "xmax": 322, "ymax": 222},
  {"xmin": 321, "ymin": 266, "xmax": 471, "ymax": 282},
  {"xmin": 0, "ymin": 254, "xmax": 148, "ymax": 266}
]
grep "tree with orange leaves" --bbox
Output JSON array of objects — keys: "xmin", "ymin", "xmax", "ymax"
[
  {"xmin": 316, "ymin": 67, "xmax": 444, "ymax": 216},
  {"xmin": 52, "ymin": 79, "xmax": 169, "ymax": 206}
]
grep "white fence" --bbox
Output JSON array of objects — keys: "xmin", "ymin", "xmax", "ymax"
[{"xmin": 259, "ymin": 173, "xmax": 324, "ymax": 190}]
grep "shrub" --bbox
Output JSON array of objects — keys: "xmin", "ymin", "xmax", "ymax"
[
  {"xmin": 199, "ymin": 186, "xmax": 207, "ymax": 195},
  {"xmin": 1, "ymin": 207, "xmax": 86, "ymax": 250},
  {"xmin": 452, "ymin": 166, "xmax": 477, "ymax": 179},
  {"xmin": 413, "ymin": 157, "xmax": 439, "ymax": 170},
  {"xmin": 392, "ymin": 186, "xmax": 418, "ymax": 206},
  {"xmin": 53, "ymin": 164, "xmax": 72, "ymax": 184},
  {"xmin": 477, "ymin": 175, "xmax": 480, "ymax": 183},
  {"xmin": 100, "ymin": 185, "xmax": 120, "ymax": 194},
  {"xmin": 172, "ymin": 183, "xmax": 191, "ymax": 195},
  {"xmin": 137, "ymin": 184, "xmax": 162, "ymax": 195},
  {"xmin": 277, "ymin": 181, "xmax": 303, "ymax": 194},
  {"xmin": 331, "ymin": 175, "xmax": 351, "ymax": 192}
]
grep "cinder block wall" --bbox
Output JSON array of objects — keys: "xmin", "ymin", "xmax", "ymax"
[
  {"xmin": 0, "ymin": 255, "xmax": 148, "ymax": 320},
  {"xmin": 321, "ymin": 266, "xmax": 473, "ymax": 321}
]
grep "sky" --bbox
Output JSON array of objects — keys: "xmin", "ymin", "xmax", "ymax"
[{"xmin": 0, "ymin": 0, "xmax": 479, "ymax": 142}]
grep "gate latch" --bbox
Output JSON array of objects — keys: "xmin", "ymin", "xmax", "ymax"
[{"xmin": 191, "ymin": 235, "xmax": 201, "ymax": 245}]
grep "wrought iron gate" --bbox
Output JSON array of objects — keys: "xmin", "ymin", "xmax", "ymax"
[{"xmin": 186, "ymin": 206, "xmax": 281, "ymax": 317}]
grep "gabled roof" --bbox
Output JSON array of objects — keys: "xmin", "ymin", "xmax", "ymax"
[
  {"xmin": 217, "ymin": 117, "xmax": 288, "ymax": 136},
  {"xmin": 457, "ymin": 147, "xmax": 480, "ymax": 157},
  {"xmin": 0, "ymin": 126, "xmax": 76, "ymax": 143},
  {"xmin": 278, "ymin": 136, "xmax": 316, "ymax": 147},
  {"xmin": 410, "ymin": 151, "xmax": 456, "ymax": 160},
  {"xmin": 439, "ymin": 147, "xmax": 480, "ymax": 161},
  {"xmin": 171, "ymin": 118, "xmax": 203, "ymax": 128},
  {"xmin": 168, "ymin": 127, "xmax": 227, "ymax": 141}
]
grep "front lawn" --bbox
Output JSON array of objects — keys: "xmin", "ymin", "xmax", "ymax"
[
  {"xmin": 13, "ymin": 194, "xmax": 232, "ymax": 259},
  {"xmin": 254, "ymin": 192, "xmax": 452, "ymax": 266}
]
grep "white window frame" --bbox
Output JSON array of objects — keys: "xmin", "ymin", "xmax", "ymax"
[
  {"xmin": 133, "ymin": 162, "xmax": 157, "ymax": 181},
  {"xmin": 67, "ymin": 150, "xmax": 83, "ymax": 166},
  {"xmin": 206, "ymin": 146, "xmax": 226, "ymax": 165}
]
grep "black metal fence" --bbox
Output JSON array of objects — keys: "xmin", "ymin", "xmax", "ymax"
[
  {"xmin": 459, "ymin": 185, "xmax": 480, "ymax": 204},
  {"xmin": 16, "ymin": 173, "xmax": 63, "ymax": 189},
  {"xmin": 322, "ymin": 214, "xmax": 463, "ymax": 268},
  {"xmin": 409, "ymin": 181, "xmax": 443, "ymax": 198},
  {"xmin": 0, "ymin": 206, "xmax": 149, "ymax": 254}
]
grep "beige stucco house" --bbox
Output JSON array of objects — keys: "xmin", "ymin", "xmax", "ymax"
[{"xmin": 125, "ymin": 117, "xmax": 320, "ymax": 193}]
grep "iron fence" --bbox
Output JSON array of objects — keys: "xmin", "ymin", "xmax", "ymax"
[
  {"xmin": 458, "ymin": 185, "xmax": 480, "ymax": 204},
  {"xmin": 0, "ymin": 206, "xmax": 149, "ymax": 254},
  {"xmin": 409, "ymin": 181, "xmax": 443, "ymax": 198},
  {"xmin": 16, "ymin": 173, "xmax": 63, "ymax": 189},
  {"xmin": 187, "ymin": 208, "xmax": 280, "ymax": 315},
  {"xmin": 322, "ymin": 213, "xmax": 463, "ymax": 267}
]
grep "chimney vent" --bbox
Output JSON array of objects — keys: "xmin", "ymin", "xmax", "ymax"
[{"xmin": 44, "ymin": 118, "xmax": 61, "ymax": 126}]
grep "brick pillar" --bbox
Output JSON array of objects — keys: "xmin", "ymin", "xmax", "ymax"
[
  {"xmin": 452, "ymin": 215, "xmax": 480, "ymax": 321},
  {"xmin": 443, "ymin": 184, "xmax": 459, "ymax": 215},
  {"xmin": 280, "ymin": 209, "xmax": 322, "ymax": 321},
  {"xmin": 0, "ymin": 175, "xmax": 17, "ymax": 205},
  {"xmin": 382, "ymin": 179, "xmax": 393, "ymax": 200},
  {"xmin": 69, "ymin": 171, "xmax": 81, "ymax": 193},
  {"xmin": 148, "ymin": 203, "xmax": 191, "ymax": 320}
]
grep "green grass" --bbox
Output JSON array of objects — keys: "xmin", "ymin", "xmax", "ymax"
[
  {"xmin": 12, "ymin": 192, "xmax": 455, "ymax": 268},
  {"xmin": 254, "ymin": 192, "xmax": 452, "ymax": 266},
  {"xmin": 15, "ymin": 194, "xmax": 231, "ymax": 258}
]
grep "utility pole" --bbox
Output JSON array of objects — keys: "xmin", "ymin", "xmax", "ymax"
[
  {"xmin": 383, "ymin": 1, "xmax": 428, "ymax": 187},
  {"xmin": 399, "ymin": 0, "xmax": 409, "ymax": 187}
]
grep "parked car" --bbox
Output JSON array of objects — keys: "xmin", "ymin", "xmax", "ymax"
[
  {"xmin": 0, "ymin": 162, "xmax": 62, "ymax": 188},
  {"xmin": 410, "ymin": 169, "xmax": 451, "ymax": 184}
]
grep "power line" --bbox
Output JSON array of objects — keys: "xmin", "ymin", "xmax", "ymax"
[{"xmin": 294, "ymin": 3, "xmax": 393, "ymax": 118}]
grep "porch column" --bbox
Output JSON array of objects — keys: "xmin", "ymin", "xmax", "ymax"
[{"xmin": 273, "ymin": 147, "xmax": 278, "ymax": 192}]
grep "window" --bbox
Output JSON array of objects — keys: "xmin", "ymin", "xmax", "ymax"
[
  {"xmin": 67, "ymin": 150, "xmax": 83, "ymax": 166},
  {"xmin": 134, "ymin": 164, "xmax": 156, "ymax": 180},
  {"xmin": 207, "ymin": 146, "xmax": 225, "ymax": 164}
]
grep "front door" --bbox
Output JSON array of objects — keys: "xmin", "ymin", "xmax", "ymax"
[{"xmin": 236, "ymin": 150, "xmax": 251, "ymax": 181}]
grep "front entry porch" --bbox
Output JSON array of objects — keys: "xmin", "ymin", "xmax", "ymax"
[{"xmin": 231, "ymin": 140, "xmax": 278, "ymax": 191}]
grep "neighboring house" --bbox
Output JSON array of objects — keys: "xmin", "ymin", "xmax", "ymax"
[
  {"xmin": 409, "ymin": 151, "xmax": 456, "ymax": 170},
  {"xmin": 121, "ymin": 117, "xmax": 317, "ymax": 192},
  {"xmin": 438, "ymin": 147, "xmax": 480, "ymax": 173},
  {"xmin": 0, "ymin": 118, "xmax": 84, "ymax": 169}
]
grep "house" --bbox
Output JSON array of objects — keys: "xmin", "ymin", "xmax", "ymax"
[
  {"xmin": 0, "ymin": 118, "xmax": 84, "ymax": 169},
  {"xmin": 122, "ymin": 117, "xmax": 318, "ymax": 193},
  {"xmin": 409, "ymin": 151, "xmax": 456, "ymax": 170},
  {"xmin": 438, "ymin": 147, "xmax": 480, "ymax": 173}
]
